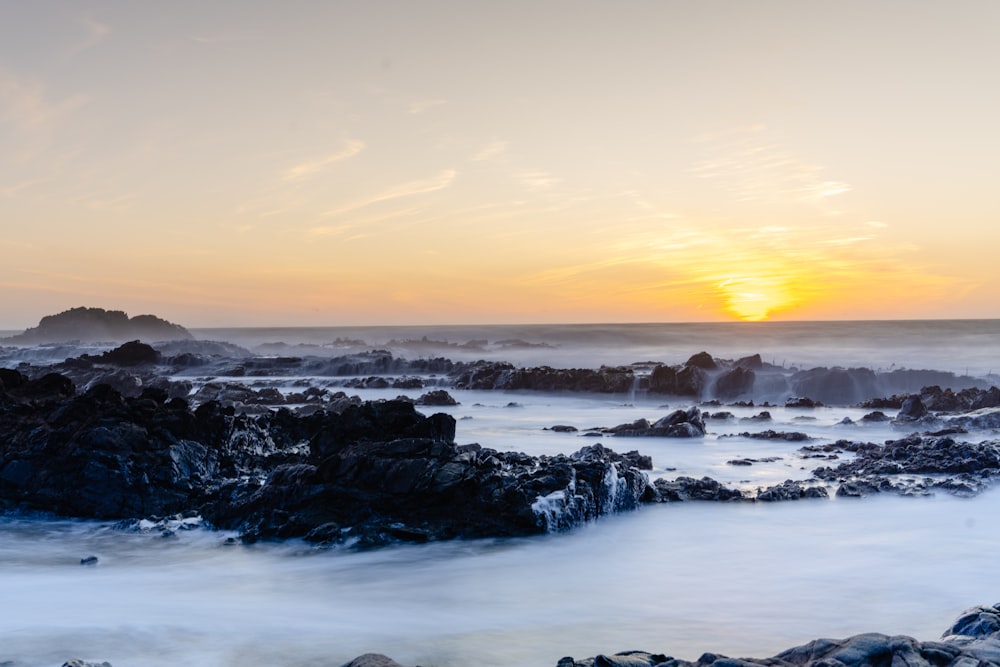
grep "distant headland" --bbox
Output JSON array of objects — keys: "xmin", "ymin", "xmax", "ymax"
[{"xmin": 1, "ymin": 307, "xmax": 193, "ymax": 344}]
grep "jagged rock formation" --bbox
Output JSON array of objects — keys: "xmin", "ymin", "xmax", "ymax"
[
  {"xmin": 0, "ymin": 370, "xmax": 652, "ymax": 547},
  {"xmin": 452, "ymin": 361, "xmax": 635, "ymax": 393},
  {"xmin": 4, "ymin": 307, "xmax": 192, "ymax": 344}
]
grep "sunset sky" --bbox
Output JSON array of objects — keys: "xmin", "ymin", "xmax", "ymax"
[{"xmin": 1, "ymin": 1, "xmax": 998, "ymax": 329}]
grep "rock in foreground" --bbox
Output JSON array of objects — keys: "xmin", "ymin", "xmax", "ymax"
[{"xmin": 0, "ymin": 371, "xmax": 651, "ymax": 546}]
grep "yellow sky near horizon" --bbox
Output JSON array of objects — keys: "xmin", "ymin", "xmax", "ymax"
[{"xmin": 1, "ymin": 1, "xmax": 998, "ymax": 329}]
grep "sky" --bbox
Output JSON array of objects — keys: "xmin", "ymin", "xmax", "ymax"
[{"xmin": 1, "ymin": 1, "xmax": 998, "ymax": 329}]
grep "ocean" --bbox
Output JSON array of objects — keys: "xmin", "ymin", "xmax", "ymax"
[{"xmin": 2, "ymin": 319, "xmax": 1000, "ymax": 666}]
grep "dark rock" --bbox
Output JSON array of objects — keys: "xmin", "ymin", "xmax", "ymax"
[
  {"xmin": 756, "ymin": 480, "xmax": 828, "ymax": 501},
  {"xmin": 738, "ymin": 430, "xmax": 810, "ymax": 442},
  {"xmin": 547, "ymin": 425, "xmax": 579, "ymax": 432},
  {"xmin": 785, "ymin": 396, "xmax": 822, "ymax": 408},
  {"xmin": 897, "ymin": 395, "xmax": 928, "ymax": 421},
  {"xmin": 93, "ymin": 340, "xmax": 161, "ymax": 366},
  {"xmin": 340, "ymin": 655, "xmax": 408, "ymax": 667},
  {"xmin": 609, "ymin": 408, "xmax": 705, "ymax": 438},
  {"xmin": 652, "ymin": 476, "xmax": 744, "ymax": 502},
  {"xmin": 813, "ymin": 435, "xmax": 1000, "ymax": 498},
  {"xmin": 790, "ymin": 367, "xmax": 878, "ymax": 405},
  {"xmin": 685, "ymin": 351, "xmax": 718, "ymax": 370},
  {"xmin": 713, "ymin": 367, "xmax": 755, "ymax": 400},
  {"xmin": 0, "ymin": 368, "xmax": 26, "ymax": 390},
  {"xmin": 415, "ymin": 389, "xmax": 459, "ymax": 406},
  {"xmin": 80, "ymin": 555, "xmax": 99, "ymax": 566},
  {"xmin": 648, "ymin": 364, "xmax": 707, "ymax": 397},
  {"xmin": 861, "ymin": 411, "xmax": 890, "ymax": 422},
  {"xmin": 452, "ymin": 362, "xmax": 633, "ymax": 393},
  {"xmin": 734, "ymin": 353, "xmax": 763, "ymax": 370}
]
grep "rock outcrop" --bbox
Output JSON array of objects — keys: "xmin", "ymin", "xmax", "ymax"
[{"xmin": 0, "ymin": 371, "xmax": 653, "ymax": 546}]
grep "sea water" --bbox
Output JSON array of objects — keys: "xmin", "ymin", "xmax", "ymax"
[{"xmin": 2, "ymin": 320, "xmax": 1000, "ymax": 666}]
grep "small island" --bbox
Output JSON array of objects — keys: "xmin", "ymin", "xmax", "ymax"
[{"xmin": 2, "ymin": 307, "xmax": 193, "ymax": 344}]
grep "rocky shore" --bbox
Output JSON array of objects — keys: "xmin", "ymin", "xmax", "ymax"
[
  {"xmin": 47, "ymin": 603, "xmax": 1000, "ymax": 667},
  {"xmin": 0, "ymin": 367, "xmax": 651, "ymax": 546},
  {"xmin": 557, "ymin": 603, "xmax": 1000, "ymax": 667},
  {"xmin": 4, "ymin": 340, "xmax": 1000, "ymax": 544}
]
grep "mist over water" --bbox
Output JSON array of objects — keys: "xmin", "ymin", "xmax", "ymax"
[
  {"xmin": 192, "ymin": 320, "xmax": 1000, "ymax": 377},
  {"xmin": 3, "ymin": 320, "xmax": 1000, "ymax": 666}
]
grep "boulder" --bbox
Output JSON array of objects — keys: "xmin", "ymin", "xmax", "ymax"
[
  {"xmin": 713, "ymin": 367, "xmax": 755, "ymax": 400},
  {"xmin": 609, "ymin": 408, "xmax": 705, "ymax": 438}
]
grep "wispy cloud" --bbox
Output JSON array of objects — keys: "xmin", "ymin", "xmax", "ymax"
[
  {"xmin": 282, "ymin": 139, "xmax": 365, "ymax": 182},
  {"xmin": 408, "ymin": 99, "xmax": 447, "ymax": 114},
  {"xmin": 516, "ymin": 170, "xmax": 561, "ymax": 191},
  {"xmin": 0, "ymin": 70, "xmax": 89, "ymax": 130},
  {"xmin": 309, "ymin": 223, "xmax": 357, "ymax": 237},
  {"xmin": 321, "ymin": 169, "xmax": 457, "ymax": 218},
  {"xmin": 472, "ymin": 140, "xmax": 508, "ymax": 162},
  {"xmin": 0, "ymin": 178, "xmax": 49, "ymax": 198},
  {"xmin": 690, "ymin": 125, "xmax": 851, "ymax": 204}
]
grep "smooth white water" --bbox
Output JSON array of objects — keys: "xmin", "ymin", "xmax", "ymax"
[{"xmin": 2, "ymin": 490, "xmax": 998, "ymax": 667}]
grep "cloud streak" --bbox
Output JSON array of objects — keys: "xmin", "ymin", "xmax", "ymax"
[
  {"xmin": 321, "ymin": 169, "xmax": 457, "ymax": 219},
  {"xmin": 283, "ymin": 139, "xmax": 365, "ymax": 182},
  {"xmin": 690, "ymin": 125, "xmax": 852, "ymax": 205}
]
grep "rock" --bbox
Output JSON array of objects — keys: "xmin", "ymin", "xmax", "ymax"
[
  {"xmin": 790, "ymin": 367, "xmax": 878, "ymax": 405},
  {"xmin": 785, "ymin": 396, "xmax": 823, "ymax": 408},
  {"xmin": 897, "ymin": 395, "xmax": 929, "ymax": 421},
  {"xmin": 756, "ymin": 480, "xmax": 828, "ymax": 501},
  {"xmin": 734, "ymin": 353, "xmax": 763, "ymax": 370},
  {"xmin": 713, "ymin": 367, "xmax": 755, "ymax": 400},
  {"xmin": 648, "ymin": 365, "xmax": 707, "ymax": 397},
  {"xmin": 685, "ymin": 351, "xmax": 718, "ymax": 370},
  {"xmin": 547, "ymin": 425, "xmax": 579, "ymax": 432},
  {"xmin": 452, "ymin": 362, "xmax": 633, "ymax": 393},
  {"xmin": 415, "ymin": 389, "xmax": 459, "ymax": 406},
  {"xmin": 652, "ymin": 476, "xmax": 744, "ymax": 502},
  {"xmin": 609, "ymin": 408, "xmax": 705, "ymax": 438},
  {"xmin": 738, "ymin": 429, "xmax": 810, "ymax": 442},
  {"xmin": 813, "ymin": 435, "xmax": 1000, "ymax": 498},
  {"xmin": 942, "ymin": 604, "xmax": 1000, "ymax": 640},
  {"xmin": 80, "ymin": 555, "xmax": 99, "ymax": 566},
  {"xmin": 62, "ymin": 661, "xmax": 113, "ymax": 667},
  {"xmin": 92, "ymin": 340, "xmax": 162, "ymax": 366},
  {"xmin": 340, "ymin": 653, "xmax": 408, "ymax": 667}
]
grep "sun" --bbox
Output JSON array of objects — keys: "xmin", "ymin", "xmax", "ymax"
[{"xmin": 716, "ymin": 274, "xmax": 798, "ymax": 321}]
